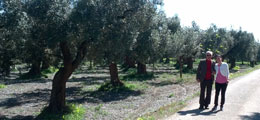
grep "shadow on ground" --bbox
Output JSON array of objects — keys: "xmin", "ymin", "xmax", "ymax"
[
  {"xmin": 4, "ymin": 78, "xmax": 51, "ymax": 85},
  {"xmin": 0, "ymin": 72, "xmax": 52, "ymax": 85},
  {"xmin": 0, "ymin": 115, "xmax": 34, "ymax": 120},
  {"xmin": 240, "ymin": 112, "xmax": 260, "ymax": 120},
  {"xmin": 0, "ymin": 88, "xmax": 50, "ymax": 109},
  {"xmin": 148, "ymin": 80, "xmax": 175, "ymax": 87},
  {"xmin": 68, "ymin": 76, "xmax": 110, "ymax": 85},
  {"xmin": 67, "ymin": 86, "xmax": 143, "ymax": 103},
  {"xmin": 177, "ymin": 108, "xmax": 221, "ymax": 116},
  {"xmin": 0, "ymin": 85, "xmax": 142, "ymax": 109},
  {"xmin": 121, "ymin": 72, "xmax": 156, "ymax": 82}
]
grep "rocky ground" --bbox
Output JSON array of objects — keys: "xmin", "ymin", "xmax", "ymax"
[{"xmin": 0, "ymin": 65, "xmax": 205, "ymax": 120}]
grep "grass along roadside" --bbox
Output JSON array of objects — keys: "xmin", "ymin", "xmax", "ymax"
[
  {"xmin": 36, "ymin": 103, "xmax": 86, "ymax": 120},
  {"xmin": 229, "ymin": 64, "xmax": 260, "ymax": 79},
  {"xmin": 0, "ymin": 84, "xmax": 6, "ymax": 89},
  {"xmin": 137, "ymin": 92, "xmax": 200, "ymax": 120},
  {"xmin": 137, "ymin": 64, "xmax": 260, "ymax": 120}
]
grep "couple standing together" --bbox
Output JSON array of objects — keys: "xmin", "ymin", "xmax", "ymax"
[{"xmin": 196, "ymin": 51, "xmax": 229, "ymax": 110}]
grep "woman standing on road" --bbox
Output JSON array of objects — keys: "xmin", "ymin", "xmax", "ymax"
[{"xmin": 214, "ymin": 55, "xmax": 229, "ymax": 111}]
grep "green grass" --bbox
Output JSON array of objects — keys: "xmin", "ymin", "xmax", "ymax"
[
  {"xmin": 81, "ymin": 85, "xmax": 100, "ymax": 92},
  {"xmin": 125, "ymin": 82, "xmax": 148, "ymax": 91},
  {"xmin": 194, "ymin": 59, "xmax": 201, "ymax": 65},
  {"xmin": 121, "ymin": 69, "xmax": 155, "ymax": 82},
  {"xmin": 124, "ymin": 68, "xmax": 137, "ymax": 75},
  {"xmin": 182, "ymin": 67, "xmax": 197, "ymax": 74},
  {"xmin": 41, "ymin": 66, "xmax": 59, "ymax": 78},
  {"xmin": 160, "ymin": 73, "xmax": 174, "ymax": 79},
  {"xmin": 98, "ymin": 81, "xmax": 148, "ymax": 92},
  {"xmin": 174, "ymin": 74, "xmax": 196, "ymax": 84},
  {"xmin": 18, "ymin": 66, "xmax": 59, "ymax": 79},
  {"xmin": 41, "ymin": 66, "xmax": 59, "ymax": 75},
  {"xmin": 236, "ymin": 61, "xmax": 250, "ymax": 65},
  {"xmin": 0, "ymin": 84, "xmax": 6, "ymax": 89},
  {"xmin": 36, "ymin": 103, "xmax": 86, "ymax": 120},
  {"xmin": 138, "ymin": 91, "xmax": 199, "ymax": 120},
  {"xmin": 157, "ymin": 70, "xmax": 195, "ymax": 85},
  {"xmin": 92, "ymin": 104, "xmax": 108, "ymax": 116},
  {"xmin": 85, "ymin": 104, "xmax": 109, "ymax": 119},
  {"xmin": 230, "ymin": 64, "xmax": 260, "ymax": 79},
  {"xmin": 136, "ymin": 116, "xmax": 156, "ymax": 120},
  {"xmin": 168, "ymin": 93, "xmax": 175, "ymax": 98},
  {"xmin": 232, "ymin": 66, "xmax": 240, "ymax": 71}
]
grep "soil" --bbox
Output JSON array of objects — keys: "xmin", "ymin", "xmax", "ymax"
[{"xmin": 0, "ymin": 65, "xmax": 203, "ymax": 120}]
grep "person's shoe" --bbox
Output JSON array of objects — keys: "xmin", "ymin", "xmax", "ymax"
[
  {"xmin": 199, "ymin": 105, "xmax": 204, "ymax": 110},
  {"xmin": 220, "ymin": 105, "xmax": 223, "ymax": 111},
  {"xmin": 204, "ymin": 105, "xmax": 209, "ymax": 109},
  {"xmin": 212, "ymin": 105, "xmax": 217, "ymax": 111}
]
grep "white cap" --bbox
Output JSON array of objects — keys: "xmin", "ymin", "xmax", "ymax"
[{"xmin": 206, "ymin": 51, "xmax": 213, "ymax": 55}]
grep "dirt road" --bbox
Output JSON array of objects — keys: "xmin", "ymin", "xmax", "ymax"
[{"xmin": 165, "ymin": 69, "xmax": 260, "ymax": 120}]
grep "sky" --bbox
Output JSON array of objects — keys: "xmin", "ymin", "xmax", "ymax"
[{"xmin": 163, "ymin": 0, "xmax": 260, "ymax": 41}]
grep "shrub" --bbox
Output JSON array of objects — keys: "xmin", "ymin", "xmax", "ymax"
[
  {"xmin": 0, "ymin": 84, "xmax": 6, "ymax": 89},
  {"xmin": 232, "ymin": 66, "xmax": 240, "ymax": 71},
  {"xmin": 36, "ymin": 103, "xmax": 86, "ymax": 120},
  {"xmin": 41, "ymin": 66, "xmax": 59, "ymax": 75}
]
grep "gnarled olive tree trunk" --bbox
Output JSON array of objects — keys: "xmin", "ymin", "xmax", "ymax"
[
  {"xmin": 124, "ymin": 55, "xmax": 136, "ymax": 68},
  {"xmin": 109, "ymin": 62, "xmax": 123, "ymax": 86},
  {"xmin": 250, "ymin": 61, "xmax": 255, "ymax": 67},
  {"xmin": 230, "ymin": 57, "xmax": 236, "ymax": 69},
  {"xmin": 41, "ymin": 52, "xmax": 51, "ymax": 70},
  {"xmin": 47, "ymin": 40, "xmax": 87, "ymax": 113},
  {"xmin": 137, "ymin": 61, "xmax": 147, "ymax": 74},
  {"xmin": 28, "ymin": 60, "xmax": 41, "ymax": 76},
  {"xmin": 186, "ymin": 57, "xmax": 193, "ymax": 69},
  {"xmin": 179, "ymin": 56, "xmax": 183, "ymax": 78}
]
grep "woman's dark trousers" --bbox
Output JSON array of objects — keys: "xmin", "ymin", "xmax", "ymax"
[{"xmin": 214, "ymin": 82, "xmax": 228, "ymax": 107}]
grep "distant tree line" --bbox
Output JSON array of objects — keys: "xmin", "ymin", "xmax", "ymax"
[{"xmin": 0, "ymin": 0, "xmax": 259, "ymax": 113}]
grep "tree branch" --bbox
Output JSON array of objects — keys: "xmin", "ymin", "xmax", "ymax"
[
  {"xmin": 72, "ymin": 40, "xmax": 88, "ymax": 70},
  {"xmin": 60, "ymin": 41, "xmax": 72, "ymax": 64}
]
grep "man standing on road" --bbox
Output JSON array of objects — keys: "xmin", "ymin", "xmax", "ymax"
[{"xmin": 196, "ymin": 51, "xmax": 215, "ymax": 109}]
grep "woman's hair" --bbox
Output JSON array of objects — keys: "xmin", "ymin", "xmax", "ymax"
[{"xmin": 215, "ymin": 54, "xmax": 222, "ymax": 58}]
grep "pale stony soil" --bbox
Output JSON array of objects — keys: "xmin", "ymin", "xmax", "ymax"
[{"xmin": 0, "ymin": 65, "xmax": 202, "ymax": 120}]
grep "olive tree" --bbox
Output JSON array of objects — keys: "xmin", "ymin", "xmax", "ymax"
[
  {"xmin": 168, "ymin": 27, "xmax": 200, "ymax": 78},
  {"xmin": 0, "ymin": 0, "xmax": 30, "ymax": 76}
]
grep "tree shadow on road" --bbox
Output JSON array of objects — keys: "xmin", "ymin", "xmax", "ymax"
[
  {"xmin": 177, "ymin": 108, "xmax": 221, "ymax": 116},
  {"xmin": 240, "ymin": 112, "xmax": 260, "ymax": 120}
]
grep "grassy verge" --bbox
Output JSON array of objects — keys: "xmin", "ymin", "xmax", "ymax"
[
  {"xmin": 229, "ymin": 65, "xmax": 260, "ymax": 79},
  {"xmin": 36, "ymin": 103, "xmax": 86, "ymax": 120},
  {"xmin": 137, "ymin": 64, "xmax": 260, "ymax": 120},
  {"xmin": 138, "ymin": 92, "xmax": 200, "ymax": 120},
  {"xmin": 0, "ymin": 84, "xmax": 6, "ymax": 89}
]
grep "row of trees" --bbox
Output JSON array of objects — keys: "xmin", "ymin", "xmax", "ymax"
[{"xmin": 1, "ymin": 0, "xmax": 259, "ymax": 113}]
